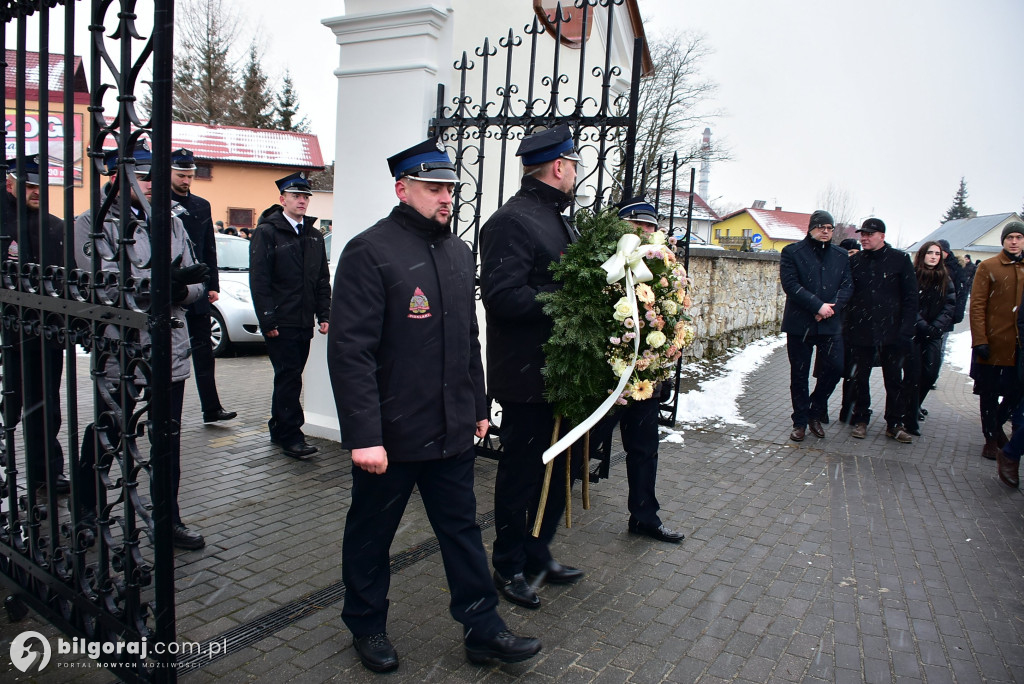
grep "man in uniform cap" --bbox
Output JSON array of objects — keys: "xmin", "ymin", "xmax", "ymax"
[
  {"xmin": 249, "ymin": 171, "xmax": 330, "ymax": 459},
  {"xmin": 1, "ymin": 154, "xmax": 68, "ymax": 494},
  {"xmin": 588, "ymin": 196, "xmax": 686, "ymax": 543},
  {"xmin": 74, "ymin": 142, "xmax": 210, "ymax": 549},
  {"xmin": 329, "ymin": 138, "xmax": 540, "ymax": 672},
  {"xmin": 170, "ymin": 148, "xmax": 236, "ymax": 424},
  {"xmin": 480, "ymin": 124, "xmax": 585, "ymax": 611},
  {"xmin": 844, "ymin": 217, "xmax": 918, "ymax": 442},
  {"xmin": 779, "ymin": 209, "xmax": 852, "ymax": 441}
]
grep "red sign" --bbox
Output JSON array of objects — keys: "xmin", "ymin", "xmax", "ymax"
[{"xmin": 4, "ymin": 110, "xmax": 84, "ymax": 185}]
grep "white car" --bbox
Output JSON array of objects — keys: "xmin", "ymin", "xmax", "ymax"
[{"xmin": 211, "ymin": 234, "xmax": 264, "ymax": 356}]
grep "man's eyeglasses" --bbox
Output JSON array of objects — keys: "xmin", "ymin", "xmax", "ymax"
[{"xmin": 814, "ymin": 225, "xmax": 834, "ymax": 231}]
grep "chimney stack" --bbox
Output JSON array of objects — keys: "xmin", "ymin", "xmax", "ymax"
[{"xmin": 698, "ymin": 127, "xmax": 711, "ymax": 199}]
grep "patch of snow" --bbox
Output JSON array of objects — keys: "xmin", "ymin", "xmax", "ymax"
[{"xmin": 946, "ymin": 330, "xmax": 973, "ymax": 377}]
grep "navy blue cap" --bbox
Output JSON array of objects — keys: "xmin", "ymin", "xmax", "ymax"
[
  {"xmin": 102, "ymin": 142, "xmax": 153, "ymax": 178},
  {"xmin": 276, "ymin": 172, "xmax": 313, "ymax": 195},
  {"xmin": 857, "ymin": 217, "xmax": 886, "ymax": 234},
  {"xmin": 171, "ymin": 148, "xmax": 196, "ymax": 170},
  {"xmin": 387, "ymin": 138, "xmax": 459, "ymax": 183},
  {"xmin": 616, "ymin": 196, "xmax": 659, "ymax": 226},
  {"xmin": 5, "ymin": 153, "xmax": 43, "ymax": 185},
  {"xmin": 516, "ymin": 124, "xmax": 581, "ymax": 166}
]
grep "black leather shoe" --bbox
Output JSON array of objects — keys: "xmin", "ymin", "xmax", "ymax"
[
  {"xmin": 528, "ymin": 560, "xmax": 584, "ymax": 585},
  {"xmin": 172, "ymin": 524, "xmax": 206, "ymax": 550},
  {"xmin": 353, "ymin": 633, "xmax": 398, "ymax": 673},
  {"xmin": 203, "ymin": 409, "xmax": 237, "ymax": 423},
  {"xmin": 466, "ymin": 630, "xmax": 541, "ymax": 665},
  {"xmin": 808, "ymin": 419, "xmax": 825, "ymax": 439},
  {"xmin": 790, "ymin": 426, "xmax": 805, "ymax": 442},
  {"xmin": 282, "ymin": 441, "xmax": 317, "ymax": 459},
  {"xmin": 53, "ymin": 474, "xmax": 71, "ymax": 494},
  {"xmin": 629, "ymin": 519, "xmax": 685, "ymax": 543},
  {"xmin": 493, "ymin": 571, "xmax": 540, "ymax": 609}
]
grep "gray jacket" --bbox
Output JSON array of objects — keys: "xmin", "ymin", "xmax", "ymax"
[{"xmin": 74, "ymin": 187, "xmax": 202, "ymax": 383}]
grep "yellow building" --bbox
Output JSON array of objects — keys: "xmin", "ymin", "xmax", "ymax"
[{"xmin": 712, "ymin": 206, "xmax": 812, "ymax": 252}]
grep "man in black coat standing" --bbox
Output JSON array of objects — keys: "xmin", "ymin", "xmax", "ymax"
[
  {"xmin": 169, "ymin": 149, "xmax": 236, "ymax": 424},
  {"xmin": 329, "ymin": 139, "xmax": 540, "ymax": 673},
  {"xmin": 249, "ymin": 173, "xmax": 330, "ymax": 459},
  {"xmin": 1, "ymin": 154, "xmax": 68, "ymax": 493},
  {"xmin": 937, "ymin": 239, "xmax": 968, "ymax": 325},
  {"xmin": 780, "ymin": 210, "xmax": 853, "ymax": 441},
  {"xmin": 845, "ymin": 218, "xmax": 919, "ymax": 442},
  {"xmin": 480, "ymin": 125, "xmax": 585, "ymax": 611}
]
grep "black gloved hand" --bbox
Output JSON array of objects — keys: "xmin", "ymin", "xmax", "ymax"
[
  {"xmin": 170, "ymin": 256, "xmax": 209, "ymax": 302},
  {"xmin": 974, "ymin": 344, "xmax": 990, "ymax": 361}
]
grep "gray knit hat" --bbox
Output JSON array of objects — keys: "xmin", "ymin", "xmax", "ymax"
[{"xmin": 1001, "ymin": 221, "xmax": 1024, "ymax": 243}]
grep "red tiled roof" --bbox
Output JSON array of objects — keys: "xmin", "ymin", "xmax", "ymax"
[
  {"xmin": 722, "ymin": 208, "xmax": 811, "ymax": 241},
  {"xmin": 657, "ymin": 190, "xmax": 721, "ymax": 222},
  {"xmin": 171, "ymin": 121, "xmax": 324, "ymax": 169},
  {"xmin": 4, "ymin": 50, "xmax": 89, "ymax": 104}
]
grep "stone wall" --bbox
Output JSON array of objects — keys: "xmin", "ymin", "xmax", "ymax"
[{"xmin": 682, "ymin": 247, "xmax": 784, "ymax": 360}]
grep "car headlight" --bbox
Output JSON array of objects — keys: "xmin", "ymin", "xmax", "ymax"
[{"xmin": 220, "ymin": 282, "xmax": 251, "ymax": 303}]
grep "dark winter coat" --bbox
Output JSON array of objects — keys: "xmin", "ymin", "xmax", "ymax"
[
  {"xmin": 249, "ymin": 205, "xmax": 330, "ymax": 332},
  {"xmin": 173, "ymin": 190, "xmax": 218, "ymax": 315},
  {"xmin": 328, "ymin": 203, "xmax": 486, "ymax": 462},
  {"xmin": 969, "ymin": 250, "xmax": 1024, "ymax": 367},
  {"xmin": 844, "ymin": 243, "xmax": 918, "ymax": 347},
  {"xmin": 943, "ymin": 254, "xmax": 968, "ymax": 324},
  {"xmin": 1, "ymin": 190, "xmax": 64, "ymax": 268},
  {"xmin": 779, "ymin": 235, "xmax": 853, "ymax": 336},
  {"xmin": 479, "ymin": 175, "xmax": 577, "ymax": 404},
  {"xmin": 914, "ymin": 278, "xmax": 956, "ymax": 340}
]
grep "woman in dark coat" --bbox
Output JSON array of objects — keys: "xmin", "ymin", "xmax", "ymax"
[{"xmin": 904, "ymin": 241, "xmax": 956, "ymax": 434}]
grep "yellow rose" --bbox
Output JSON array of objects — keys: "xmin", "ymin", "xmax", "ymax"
[
  {"xmin": 646, "ymin": 330, "xmax": 667, "ymax": 348},
  {"xmin": 647, "ymin": 230, "xmax": 667, "ymax": 246},
  {"xmin": 613, "ymin": 296, "xmax": 634, "ymax": 321},
  {"xmin": 661, "ymin": 299, "xmax": 678, "ymax": 316},
  {"xmin": 609, "ymin": 357, "xmax": 629, "ymax": 377}
]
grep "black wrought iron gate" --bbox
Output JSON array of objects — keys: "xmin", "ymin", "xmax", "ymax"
[
  {"xmin": 429, "ymin": 0, "xmax": 697, "ymax": 458},
  {"xmin": 1, "ymin": 1, "xmax": 177, "ymax": 681}
]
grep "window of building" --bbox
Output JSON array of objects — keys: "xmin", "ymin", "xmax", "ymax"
[
  {"xmin": 715, "ymin": 229, "xmax": 722, "ymax": 239},
  {"xmin": 195, "ymin": 163, "xmax": 212, "ymax": 179},
  {"xmin": 228, "ymin": 208, "xmax": 253, "ymax": 228},
  {"xmin": 742, "ymin": 229, "xmax": 753, "ymax": 238}
]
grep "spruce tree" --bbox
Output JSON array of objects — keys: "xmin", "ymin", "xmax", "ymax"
[
  {"xmin": 274, "ymin": 72, "xmax": 310, "ymax": 132},
  {"xmin": 941, "ymin": 177, "xmax": 975, "ymax": 223},
  {"xmin": 237, "ymin": 42, "xmax": 276, "ymax": 129},
  {"xmin": 172, "ymin": 0, "xmax": 243, "ymax": 125}
]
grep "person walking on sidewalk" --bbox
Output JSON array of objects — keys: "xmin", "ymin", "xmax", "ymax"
[
  {"xmin": 903, "ymin": 242, "xmax": 956, "ymax": 435},
  {"xmin": 779, "ymin": 209, "xmax": 852, "ymax": 442},
  {"xmin": 969, "ymin": 221, "xmax": 1024, "ymax": 461},
  {"xmin": 249, "ymin": 173, "xmax": 330, "ymax": 460},
  {"xmin": 328, "ymin": 138, "xmax": 541, "ymax": 673},
  {"xmin": 845, "ymin": 218, "xmax": 918, "ymax": 443},
  {"xmin": 169, "ymin": 148, "xmax": 236, "ymax": 424},
  {"xmin": 480, "ymin": 125, "xmax": 586, "ymax": 611}
]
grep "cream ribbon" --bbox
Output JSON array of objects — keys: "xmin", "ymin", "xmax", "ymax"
[{"xmin": 542, "ymin": 233, "xmax": 654, "ymax": 464}]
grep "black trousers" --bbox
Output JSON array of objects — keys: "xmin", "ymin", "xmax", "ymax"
[
  {"xmin": 973, "ymin": 365, "xmax": 1023, "ymax": 441},
  {"xmin": 492, "ymin": 401, "xmax": 580, "ymax": 577},
  {"xmin": 590, "ymin": 397, "xmax": 663, "ymax": 528},
  {"xmin": 77, "ymin": 380, "xmax": 187, "ymax": 525},
  {"xmin": 851, "ymin": 344, "xmax": 908, "ymax": 428},
  {"xmin": 185, "ymin": 310, "xmax": 223, "ymax": 414},
  {"xmin": 903, "ymin": 336, "xmax": 943, "ymax": 431},
  {"xmin": 341, "ymin": 449, "xmax": 506, "ymax": 641},
  {"xmin": 787, "ymin": 333, "xmax": 842, "ymax": 428},
  {"xmin": 1, "ymin": 333, "xmax": 65, "ymax": 482},
  {"xmin": 264, "ymin": 327, "xmax": 312, "ymax": 444}
]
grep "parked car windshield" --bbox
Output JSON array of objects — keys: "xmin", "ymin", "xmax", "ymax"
[{"xmin": 216, "ymin": 235, "xmax": 251, "ymax": 271}]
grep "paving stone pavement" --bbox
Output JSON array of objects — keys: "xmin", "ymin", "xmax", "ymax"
[{"xmin": 2, "ymin": 329, "xmax": 1022, "ymax": 683}]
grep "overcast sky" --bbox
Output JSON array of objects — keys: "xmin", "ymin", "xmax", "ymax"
[{"xmin": 28, "ymin": 0, "xmax": 1022, "ymax": 246}]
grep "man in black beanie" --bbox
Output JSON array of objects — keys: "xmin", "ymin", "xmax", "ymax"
[{"xmin": 779, "ymin": 210, "xmax": 853, "ymax": 441}]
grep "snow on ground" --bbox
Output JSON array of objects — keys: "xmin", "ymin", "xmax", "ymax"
[
  {"xmin": 660, "ymin": 335, "xmax": 786, "ymax": 442},
  {"xmin": 946, "ymin": 329, "xmax": 973, "ymax": 377}
]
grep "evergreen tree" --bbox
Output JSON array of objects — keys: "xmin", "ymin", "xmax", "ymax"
[
  {"xmin": 941, "ymin": 177, "xmax": 975, "ymax": 223},
  {"xmin": 274, "ymin": 71, "xmax": 310, "ymax": 132},
  {"xmin": 237, "ymin": 41, "xmax": 276, "ymax": 129},
  {"xmin": 172, "ymin": 0, "xmax": 243, "ymax": 125}
]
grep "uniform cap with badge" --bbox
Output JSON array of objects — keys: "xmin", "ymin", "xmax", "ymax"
[
  {"xmin": 171, "ymin": 148, "xmax": 197, "ymax": 171},
  {"xmin": 276, "ymin": 172, "xmax": 313, "ymax": 196},
  {"xmin": 387, "ymin": 138, "xmax": 459, "ymax": 183},
  {"xmin": 615, "ymin": 195, "xmax": 659, "ymax": 226},
  {"xmin": 101, "ymin": 142, "xmax": 153, "ymax": 179},
  {"xmin": 516, "ymin": 124, "xmax": 582, "ymax": 166},
  {"xmin": 5, "ymin": 153, "xmax": 43, "ymax": 185}
]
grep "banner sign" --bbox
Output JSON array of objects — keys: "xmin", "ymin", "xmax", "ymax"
[{"xmin": 4, "ymin": 110, "xmax": 84, "ymax": 185}]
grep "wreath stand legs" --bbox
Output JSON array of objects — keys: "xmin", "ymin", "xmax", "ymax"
[{"xmin": 532, "ymin": 416, "xmax": 591, "ymax": 538}]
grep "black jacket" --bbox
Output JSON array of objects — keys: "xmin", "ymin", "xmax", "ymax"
[
  {"xmin": 249, "ymin": 205, "xmax": 330, "ymax": 332},
  {"xmin": 779, "ymin": 236, "xmax": 852, "ymax": 336},
  {"xmin": 479, "ymin": 176, "xmax": 576, "ymax": 403},
  {"xmin": 845, "ymin": 243, "xmax": 919, "ymax": 346},
  {"xmin": 328, "ymin": 203, "xmax": 486, "ymax": 461},
  {"xmin": 173, "ymin": 190, "xmax": 218, "ymax": 315},
  {"xmin": 915, "ymin": 279, "xmax": 956, "ymax": 339},
  {"xmin": 944, "ymin": 253, "xmax": 968, "ymax": 324},
  {"xmin": 1, "ymin": 191, "xmax": 64, "ymax": 268}
]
